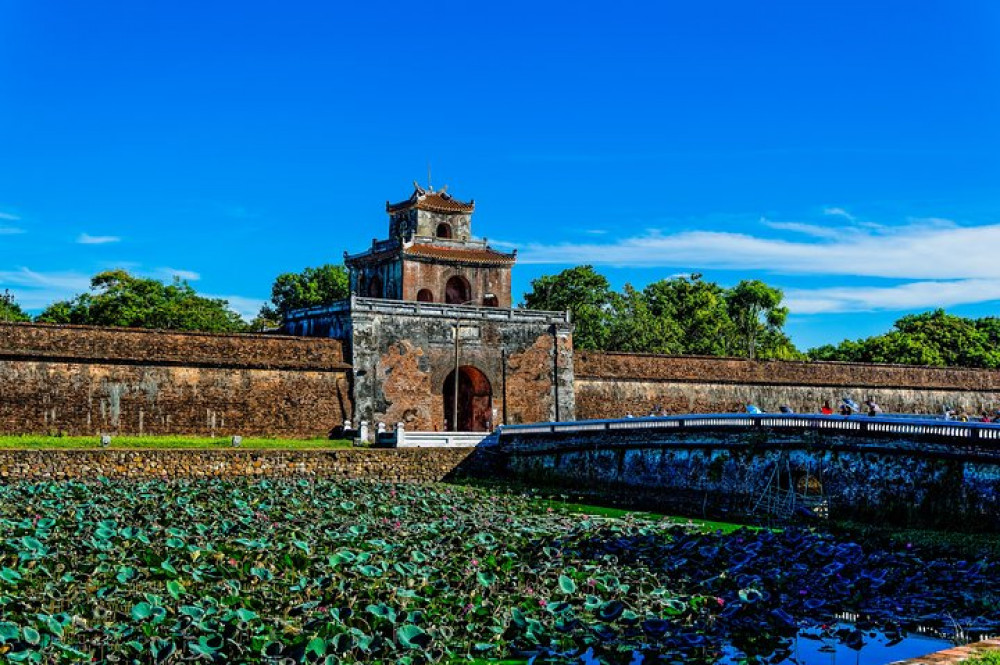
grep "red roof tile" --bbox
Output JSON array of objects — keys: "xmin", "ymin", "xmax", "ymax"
[
  {"xmin": 404, "ymin": 244, "xmax": 516, "ymax": 266},
  {"xmin": 386, "ymin": 186, "xmax": 475, "ymax": 214}
]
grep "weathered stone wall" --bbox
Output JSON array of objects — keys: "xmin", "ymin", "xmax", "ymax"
[
  {"xmin": 0, "ymin": 322, "xmax": 347, "ymax": 370},
  {"xmin": 416, "ymin": 210, "xmax": 472, "ymax": 241},
  {"xmin": 499, "ymin": 426, "xmax": 1000, "ymax": 529},
  {"xmin": 0, "ymin": 447, "xmax": 484, "ymax": 483},
  {"xmin": 575, "ymin": 352, "xmax": 1000, "ymax": 417},
  {"xmin": 351, "ymin": 302, "xmax": 575, "ymax": 431},
  {"xmin": 0, "ymin": 323, "xmax": 351, "ymax": 437},
  {"xmin": 402, "ymin": 259, "xmax": 512, "ymax": 308}
]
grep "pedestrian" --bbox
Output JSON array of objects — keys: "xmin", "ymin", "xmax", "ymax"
[
  {"xmin": 840, "ymin": 397, "xmax": 858, "ymax": 416},
  {"xmin": 746, "ymin": 404, "xmax": 763, "ymax": 414},
  {"xmin": 865, "ymin": 399, "xmax": 883, "ymax": 417},
  {"xmin": 820, "ymin": 400, "xmax": 833, "ymax": 415}
]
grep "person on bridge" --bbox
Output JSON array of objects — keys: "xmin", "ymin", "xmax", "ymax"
[
  {"xmin": 865, "ymin": 399, "xmax": 883, "ymax": 417},
  {"xmin": 820, "ymin": 401, "xmax": 833, "ymax": 415},
  {"xmin": 746, "ymin": 404, "xmax": 763, "ymax": 414}
]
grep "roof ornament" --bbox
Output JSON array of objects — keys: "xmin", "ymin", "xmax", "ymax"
[{"xmin": 411, "ymin": 180, "xmax": 426, "ymax": 196}]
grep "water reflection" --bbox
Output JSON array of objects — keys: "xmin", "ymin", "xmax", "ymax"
[{"xmin": 545, "ymin": 628, "xmax": 951, "ymax": 665}]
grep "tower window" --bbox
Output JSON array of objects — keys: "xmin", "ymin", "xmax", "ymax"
[
  {"xmin": 436, "ymin": 223, "xmax": 453, "ymax": 239},
  {"xmin": 445, "ymin": 276, "xmax": 471, "ymax": 304}
]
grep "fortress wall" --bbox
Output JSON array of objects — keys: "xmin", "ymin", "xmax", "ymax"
[
  {"xmin": 0, "ymin": 323, "xmax": 351, "ymax": 438},
  {"xmin": 574, "ymin": 351, "xmax": 1000, "ymax": 418},
  {"xmin": 0, "ymin": 322, "xmax": 347, "ymax": 370}
]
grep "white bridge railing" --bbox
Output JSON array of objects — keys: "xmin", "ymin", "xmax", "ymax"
[{"xmin": 499, "ymin": 413, "xmax": 1000, "ymax": 443}]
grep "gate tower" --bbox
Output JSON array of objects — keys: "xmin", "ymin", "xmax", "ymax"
[{"xmin": 284, "ymin": 184, "xmax": 575, "ymax": 435}]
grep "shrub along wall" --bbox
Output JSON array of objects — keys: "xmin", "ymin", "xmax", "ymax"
[
  {"xmin": 0, "ymin": 323, "xmax": 351, "ymax": 438},
  {"xmin": 0, "ymin": 447, "xmax": 484, "ymax": 483},
  {"xmin": 575, "ymin": 351, "xmax": 1000, "ymax": 418}
]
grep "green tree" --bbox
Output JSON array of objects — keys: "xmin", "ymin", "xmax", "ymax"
[
  {"xmin": 0, "ymin": 289, "xmax": 30, "ymax": 322},
  {"xmin": 522, "ymin": 265, "xmax": 613, "ymax": 350},
  {"xmin": 806, "ymin": 310, "xmax": 1000, "ymax": 368},
  {"xmin": 642, "ymin": 274, "xmax": 735, "ymax": 356},
  {"xmin": 725, "ymin": 280, "xmax": 789, "ymax": 360},
  {"xmin": 35, "ymin": 270, "xmax": 246, "ymax": 332},
  {"xmin": 606, "ymin": 284, "xmax": 683, "ymax": 354},
  {"xmin": 258, "ymin": 264, "xmax": 349, "ymax": 326}
]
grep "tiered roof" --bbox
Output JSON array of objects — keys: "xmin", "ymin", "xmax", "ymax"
[
  {"xmin": 386, "ymin": 184, "xmax": 475, "ymax": 214},
  {"xmin": 404, "ymin": 244, "xmax": 516, "ymax": 267}
]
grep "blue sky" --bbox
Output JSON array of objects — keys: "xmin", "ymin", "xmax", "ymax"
[{"xmin": 1, "ymin": 0, "xmax": 998, "ymax": 349}]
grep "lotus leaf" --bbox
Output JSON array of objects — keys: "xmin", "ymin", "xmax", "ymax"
[{"xmin": 0, "ymin": 478, "xmax": 994, "ymax": 662}]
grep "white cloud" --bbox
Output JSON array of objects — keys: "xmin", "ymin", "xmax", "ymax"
[
  {"xmin": 786, "ymin": 279, "xmax": 1000, "ymax": 314},
  {"xmin": 156, "ymin": 267, "xmax": 201, "ymax": 281},
  {"xmin": 77, "ymin": 233, "xmax": 121, "ymax": 245},
  {"xmin": 0, "ymin": 226, "xmax": 25, "ymax": 235},
  {"xmin": 0, "ymin": 212, "xmax": 21, "ymax": 221},
  {"xmin": 583, "ymin": 229, "xmax": 608, "ymax": 235},
  {"xmin": 823, "ymin": 207, "xmax": 856, "ymax": 222},
  {"xmin": 0, "ymin": 268, "xmax": 91, "ymax": 310},
  {"xmin": 514, "ymin": 220, "xmax": 1000, "ymax": 280},
  {"xmin": 206, "ymin": 294, "xmax": 265, "ymax": 319},
  {"xmin": 760, "ymin": 217, "xmax": 842, "ymax": 239}
]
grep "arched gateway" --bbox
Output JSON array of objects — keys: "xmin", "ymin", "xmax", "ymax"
[{"xmin": 443, "ymin": 366, "xmax": 493, "ymax": 431}]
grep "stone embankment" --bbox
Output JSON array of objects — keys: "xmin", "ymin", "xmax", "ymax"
[
  {"xmin": 891, "ymin": 638, "xmax": 1000, "ymax": 664},
  {"xmin": 0, "ymin": 448, "xmax": 484, "ymax": 483}
]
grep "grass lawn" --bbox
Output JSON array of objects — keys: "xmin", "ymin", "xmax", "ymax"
[
  {"xmin": 534, "ymin": 495, "xmax": 754, "ymax": 533},
  {"xmin": 0, "ymin": 435, "xmax": 355, "ymax": 449},
  {"xmin": 962, "ymin": 651, "xmax": 1000, "ymax": 664},
  {"xmin": 449, "ymin": 480, "xmax": 754, "ymax": 533}
]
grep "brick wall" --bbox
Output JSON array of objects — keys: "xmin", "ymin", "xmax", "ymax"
[
  {"xmin": 575, "ymin": 352, "xmax": 1000, "ymax": 418},
  {"xmin": 0, "ymin": 447, "xmax": 483, "ymax": 482},
  {"xmin": 0, "ymin": 322, "xmax": 347, "ymax": 370},
  {"xmin": 0, "ymin": 323, "xmax": 351, "ymax": 437}
]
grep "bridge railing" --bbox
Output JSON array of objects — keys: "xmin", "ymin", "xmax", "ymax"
[{"xmin": 498, "ymin": 413, "xmax": 1000, "ymax": 442}]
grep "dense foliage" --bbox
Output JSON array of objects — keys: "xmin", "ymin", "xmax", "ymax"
[
  {"xmin": 0, "ymin": 479, "xmax": 995, "ymax": 663},
  {"xmin": 0, "ymin": 289, "xmax": 30, "ymax": 322},
  {"xmin": 523, "ymin": 268, "xmax": 799, "ymax": 359},
  {"xmin": 34, "ymin": 270, "xmax": 246, "ymax": 333},
  {"xmin": 255, "ymin": 264, "xmax": 349, "ymax": 329},
  {"xmin": 808, "ymin": 309, "xmax": 1000, "ymax": 368}
]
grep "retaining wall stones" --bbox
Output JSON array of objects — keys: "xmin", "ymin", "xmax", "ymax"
[
  {"xmin": 0, "ymin": 447, "xmax": 485, "ymax": 483},
  {"xmin": 498, "ymin": 426, "xmax": 1000, "ymax": 530}
]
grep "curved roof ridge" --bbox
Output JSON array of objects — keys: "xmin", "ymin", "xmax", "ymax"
[{"xmin": 386, "ymin": 185, "xmax": 475, "ymax": 214}]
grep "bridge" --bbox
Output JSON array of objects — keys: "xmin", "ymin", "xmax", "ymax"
[{"xmin": 492, "ymin": 413, "xmax": 1000, "ymax": 529}]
